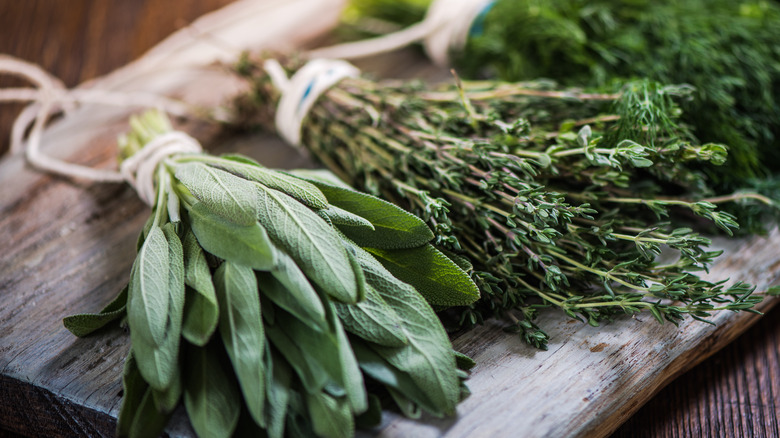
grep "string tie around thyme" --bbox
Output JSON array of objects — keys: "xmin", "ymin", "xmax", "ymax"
[
  {"xmin": 0, "ymin": 55, "xmax": 199, "ymax": 206},
  {"xmin": 263, "ymin": 58, "xmax": 360, "ymax": 147},
  {"xmin": 307, "ymin": 0, "xmax": 495, "ymax": 66}
]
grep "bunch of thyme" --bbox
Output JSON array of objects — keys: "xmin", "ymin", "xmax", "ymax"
[{"xmin": 235, "ymin": 59, "xmax": 767, "ymax": 348}]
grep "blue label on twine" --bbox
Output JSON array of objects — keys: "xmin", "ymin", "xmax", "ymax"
[
  {"xmin": 469, "ymin": 0, "xmax": 496, "ymax": 38},
  {"xmin": 299, "ymin": 81, "xmax": 315, "ymax": 111}
]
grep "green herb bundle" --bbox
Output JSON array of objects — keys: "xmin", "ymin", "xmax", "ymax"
[
  {"xmin": 235, "ymin": 59, "xmax": 766, "ymax": 348},
  {"xmin": 63, "ymin": 111, "xmax": 479, "ymax": 437},
  {"xmin": 341, "ymin": 0, "xmax": 780, "ymax": 182}
]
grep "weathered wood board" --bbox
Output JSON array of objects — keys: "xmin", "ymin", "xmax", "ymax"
[{"xmin": 2, "ymin": 1, "xmax": 779, "ymax": 437}]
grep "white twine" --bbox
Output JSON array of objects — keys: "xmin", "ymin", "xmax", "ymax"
[
  {"xmin": 119, "ymin": 131, "xmax": 202, "ymax": 205},
  {"xmin": 307, "ymin": 0, "xmax": 495, "ymax": 66},
  {"xmin": 0, "ymin": 55, "xmax": 200, "ymax": 206},
  {"xmin": 264, "ymin": 58, "xmax": 360, "ymax": 146}
]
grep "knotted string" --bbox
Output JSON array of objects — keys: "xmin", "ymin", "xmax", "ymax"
[
  {"xmin": 0, "ymin": 55, "xmax": 200, "ymax": 206},
  {"xmin": 307, "ymin": 0, "xmax": 495, "ymax": 66},
  {"xmin": 263, "ymin": 58, "xmax": 360, "ymax": 146}
]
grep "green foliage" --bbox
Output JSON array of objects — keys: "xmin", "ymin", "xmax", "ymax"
[
  {"xmin": 63, "ymin": 285, "xmax": 127, "ymax": 337},
  {"xmin": 349, "ymin": 0, "xmax": 780, "ymax": 181},
  {"xmin": 238, "ymin": 59, "xmax": 769, "ymax": 349},
  {"xmin": 65, "ymin": 111, "xmax": 479, "ymax": 437}
]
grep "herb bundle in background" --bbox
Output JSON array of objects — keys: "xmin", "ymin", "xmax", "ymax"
[
  {"xmin": 63, "ymin": 111, "xmax": 479, "ymax": 438},
  {"xmin": 235, "ymin": 59, "xmax": 767, "ymax": 348},
  {"xmin": 340, "ymin": 0, "xmax": 780, "ymax": 184}
]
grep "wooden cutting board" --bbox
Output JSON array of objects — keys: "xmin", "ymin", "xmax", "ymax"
[{"xmin": 1, "ymin": 1, "xmax": 779, "ymax": 437}]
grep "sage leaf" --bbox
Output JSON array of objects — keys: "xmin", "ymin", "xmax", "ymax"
[
  {"xmin": 214, "ymin": 158, "xmax": 329, "ymax": 210},
  {"xmin": 286, "ymin": 169, "xmax": 353, "ymax": 189},
  {"xmin": 257, "ymin": 248, "xmax": 327, "ymax": 331},
  {"xmin": 265, "ymin": 308, "xmax": 344, "ymax": 394},
  {"xmin": 454, "ymin": 350, "xmax": 476, "ymax": 371},
  {"xmin": 174, "ymin": 162, "xmax": 258, "ymax": 226},
  {"xmin": 255, "ymin": 185, "xmax": 358, "ymax": 303},
  {"xmin": 306, "ymin": 391, "xmax": 354, "ymax": 438},
  {"xmin": 130, "ymin": 224, "xmax": 185, "ymax": 391},
  {"xmin": 136, "ymin": 212, "xmax": 155, "ymax": 252},
  {"xmin": 299, "ymin": 176, "xmax": 434, "ymax": 249},
  {"xmin": 333, "ymin": 284, "xmax": 407, "ymax": 348},
  {"xmin": 351, "ymin": 340, "xmax": 440, "ymax": 416},
  {"xmin": 286, "ymin": 391, "xmax": 316, "ymax": 437},
  {"xmin": 189, "ymin": 201, "xmax": 275, "ymax": 270},
  {"xmin": 152, "ymin": 368, "xmax": 182, "ymax": 414},
  {"xmin": 349, "ymin": 243, "xmax": 461, "ymax": 415},
  {"xmin": 128, "ymin": 226, "xmax": 169, "ymax": 347},
  {"xmin": 214, "ymin": 261, "xmax": 266, "ymax": 427},
  {"xmin": 63, "ymin": 285, "xmax": 128, "ymax": 337},
  {"xmin": 388, "ymin": 388, "xmax": 422, "ymax": 419},
  {"xmin": 318, "ymin": 206, "xmax": 374, "ymax": 230},
  {"xmin": 355, "ymin": 394, "xmax": 383, "ymax": 429},
  {"xmin": 117, "ymin": 352, "xmax": 145, "ymax": 438},
  {"xmin": 332, "ymin": 310, "xmax": 367, "ymax": 414},
  {"xmin": 368, "ymin": 244, "xmax": 480, "ymax": 307},
  {"xmin": 181, "ymin": 228, "xmax": 219, "ymax": 346},
  {"xmin": 184, "ymin": 342, "xmax": 241, "ymax": 438},
  {"xmin": 265, "ymin": 346, "xmax": 292, "ymax": 438},
  {"xmin": 129, "ymin": 388, "xmax": 171, "ymax": 438}
]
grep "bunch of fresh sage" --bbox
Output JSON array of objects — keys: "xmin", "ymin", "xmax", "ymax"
[
  {"xmin": 234, "ymin": 58, "xmax": 769, "ymax": 348},
  {"xmin": 63, "ymin": 110, "xmax": 479, "ymax": 438}
]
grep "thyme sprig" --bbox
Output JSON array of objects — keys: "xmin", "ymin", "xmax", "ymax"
[{"xmin": 236, "ymin": 59, "xmax": 767, "ymax": 348}]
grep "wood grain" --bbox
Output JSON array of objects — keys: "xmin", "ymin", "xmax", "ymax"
[
  {"xmin": 0, "ymin": 0, "xmax": 235, "ymax": 156},
  {"xmin": 1, "ymin": 2, "xmax": 779, "ymax": 437}
]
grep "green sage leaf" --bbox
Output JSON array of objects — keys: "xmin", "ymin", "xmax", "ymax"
[
  {"xmin": 388, "ymin": 388, "xmax": 422, "ymax": 419},
  {"xmin": 214, "ymin": 261, "xmax": 266, "ymax": 427},
  {"xmin": 265, "ymin": 308, "xmax": 343, "ymax": 394},
  {"xmin": 265, "ymin": 346, "xmax": 292, "ymax": 438},
  {"xmin": 257, "ymin": 248, "xmax": 327, "ymax": 331},
  {"xmin": 184, "ymin": 342, "xmax": 241, "ymax": 438},
  {"xmin": 333, "ymin": 284, "xmax": 408, "ymax": 348},
  {"xmin": 351, "ymin": 340, "xmax": 440, "ymax": 416},
  {"xmin": 368, "ymin": 244, "xmax": 480, "ymax": 307},
  {"xmin": 117, "ymin": 352, "xmax": 145, "ymax": 438},
  {"xmin": 355, "ymin": 394, "xmax": 383, "ymax": 429},
  {"xmin": 152, "ymin": 368, "xmax": 182, "ymax": 415},
  {"xmin": 332, "ymin": 310, "xmax": 367, "ymax": 414},
  {"xmin": 298, "ymin": 176, "xmax": 434, "ymax": 249},
  {"xmin": 63, "ymin": 285, "xmax": 128, "ymax": 337},
  {"xmin": 129, "ymin": 388, "xmax": 170, "ymax": 438},
  {"xmin": 350, "ymin": 244, "xmax": 461, "ymax": 415},
  {"xmin": 181, "ymin": 228, "xmax": 219, "ymax": 346},
  {"xmin": 189, "ymin": 201, "xmax": 275, "ymax": 270},
  {"xmin": 318, "ymin": 206, "xmax": 374, "ymax": 230},
  {"xmin": 256, "ymin": 185, "xmax": 358, "ymax": 303},
  {"xmin": 174, "ymin": 162, "xmax": 258, "ymax": 226},
  {"xmin": 130, "ymin": 223, "xmax": 185, "ymax": 391},
  {"xmin": 306, "ymin": 391, "xmax": 354, "ymax": 438},
  {"xmin": 214, "ymin": 158, "xmax": 329, "ymax": 210},
  {"xmin": 128, "ymin": 226, "xmax": 169, "ymax": 347}
]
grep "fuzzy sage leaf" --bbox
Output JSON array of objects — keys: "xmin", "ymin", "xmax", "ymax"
[
  {"xmin": 256, "ymin": 184, "xmax": 359, "ymax": 303},
  {"xmin": 214, "ymin": 261, "xmax": 267, "ymax": 427},
  {"xmin": 63, "ymin": 285, "xmax": 128, "ymax": 337}
]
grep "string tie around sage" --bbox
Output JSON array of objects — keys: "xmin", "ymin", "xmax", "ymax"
[
  {"xmin": 263, "ymin": 58, "xmax": 360, "ymax": 147},
  {"xmin": 0, "ymin": 55, "xmax": 198, "ymax": 206},
  {"xmin": 307, "ymin": 0, "xmax": 495, "ymax": 66}
]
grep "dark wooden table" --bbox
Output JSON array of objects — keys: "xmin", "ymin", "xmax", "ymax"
[{"xmin": 1, "ymin": 2, "xmax": 778, "ymax": 437}]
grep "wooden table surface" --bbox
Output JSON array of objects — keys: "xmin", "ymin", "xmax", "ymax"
[{"xmin": 1, "ymin": 2, "xmax": 778, "ymax": 437}]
